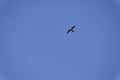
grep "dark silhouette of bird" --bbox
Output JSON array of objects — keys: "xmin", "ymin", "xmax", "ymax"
[{"xmin": 67, "ymin": 25, "xmax": 76, "ymax": 34}]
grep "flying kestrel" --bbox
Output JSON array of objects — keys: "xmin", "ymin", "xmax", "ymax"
[{"xmin": 67, "ymin": 25, "xmax": 76, "ymax": 34}]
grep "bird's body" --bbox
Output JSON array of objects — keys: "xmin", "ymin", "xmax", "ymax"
[{"xmin": 67, "ymin": 25, "xmax": 76, "ymax": 34}]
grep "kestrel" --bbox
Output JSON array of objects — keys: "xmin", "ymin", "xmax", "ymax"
[{"xmin": 67, "ymin": 25, "xmax": 76, "ymax": 34}]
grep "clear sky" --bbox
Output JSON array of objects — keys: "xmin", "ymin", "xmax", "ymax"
[{"xmin": 0, "ymin": 0, "xmax": 120, "ymax": 80}]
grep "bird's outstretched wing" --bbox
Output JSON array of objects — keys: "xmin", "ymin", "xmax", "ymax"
[
  {"xmin": 67, "ymin": 29, "xmax": 71, "ymax": 34},
  {"xmin": 71, "ymin": 26, "xmax": 76, "ymax": 29}
]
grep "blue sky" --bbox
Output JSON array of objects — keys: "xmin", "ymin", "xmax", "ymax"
[{"xmin": 0, "ymin": 0, "xmax": 120, "ymax": 80}]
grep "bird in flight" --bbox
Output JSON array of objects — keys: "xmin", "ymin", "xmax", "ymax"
[{"xmin": 67, "ymin": 25, "xmax": 76, "ymax": 34}]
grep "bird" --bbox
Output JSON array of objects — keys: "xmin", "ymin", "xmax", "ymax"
[{"xmin": 66, "ymin": 25, "xmax": 76, "ymax": 34}]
